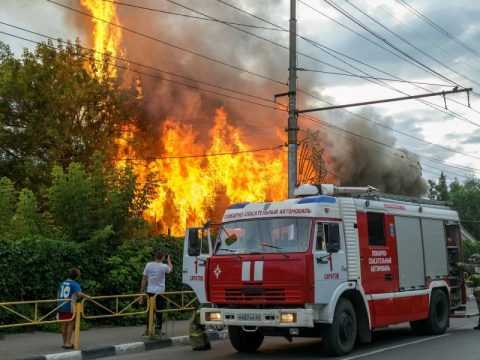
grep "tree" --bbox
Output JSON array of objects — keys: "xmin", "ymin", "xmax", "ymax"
[
  {"xmin": 46, "ymin": 154, "xmax": 156, "ymax": 243},
  {"xmin": 11, "ymin": 188, "xmax": 44, "ymax": 239},
  {"xmin": 0, "ymin": 40, "xmax": 140, "ymax": 192},
  {"xmin": 0, "ymin": 177, "xmax": 16, "ymax": 240},
  {"xmin": 449, "ymin": 177, "xmax": 480, "ymax": 240},
  {"xmin": 428, "ymin": 172, "xmax": 449, "ymax": 201}
]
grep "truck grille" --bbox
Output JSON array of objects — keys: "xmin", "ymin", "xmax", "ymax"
[{"xmin": 225, "ymin": 287, "xmax": 285, "ymax": 301}]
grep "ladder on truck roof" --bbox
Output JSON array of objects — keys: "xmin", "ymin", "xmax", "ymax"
[
  {"xmin": 295, "ymin": 183, "xmax": 452, "ymax": 208},
  {"xmin": 356, "ymin": 192, "xmax": 452, "ymax": 208}
]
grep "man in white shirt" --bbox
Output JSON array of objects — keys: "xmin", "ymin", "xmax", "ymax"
[{"xmin": 141, "ymin": 250, "xmax": 173, "ymax": 336}]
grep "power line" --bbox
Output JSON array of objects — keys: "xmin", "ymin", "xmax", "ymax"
[
  {"xmin": 99, "ymin": 0, "xmax": 285, "ymax": 31},
  {"xmin": 46, "ymin": 0, "xmax": 286, "ymax": 86},
  {"xmin": 2, "ymin": 10, "xmax": 476, "ymax": 176},
  {"xmin": 396, "ymin": 0, "xmax": 480, "ymax": 59},
  {"xmin": 297, "ymin": 113, "xmax": 480, "ymax": 174},
  {"xmin": 344, "ymin": 0, "xmax": 480, "ymax": 89},
  {"xmin": 0, "ymin": 29, "xmax": 286, "ymax": 112},
  {"xmin": 377, "ymin": 4, "xmax": 480, "ymax": 77},
  {"xmin": 110, "ymin": 144, "xmax": 285, "ymax": 162},
  {"xmin": 0, "ymin": 22, "xmax": 280, "ymax": 107},
  {"xmin": 296, "ymin": 0, "xmax": 480, "ymax": 124},
  {"xmin": 299, "ymin": 68, "xmax": 449, "ymax": 87},
  {"xmin": 321, "ymin": 0, "xmax": 457, "ymax": 87}
]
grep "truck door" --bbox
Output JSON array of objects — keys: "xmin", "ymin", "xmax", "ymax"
[
  {"xmin": 358, "ymin": 212, "xmax": 399, "ymax": 327},
  {"xmin": 312, "ymin": 221, "xmax": 348, "ymax": 304},
  {"xmin": 182, "ymin": 227, "xmax": 212, "ymax": 303}
]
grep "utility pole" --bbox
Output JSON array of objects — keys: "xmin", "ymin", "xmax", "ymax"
[{"xmin": 287, "ymin": 0, "xmax": 297, "ymax": 199}]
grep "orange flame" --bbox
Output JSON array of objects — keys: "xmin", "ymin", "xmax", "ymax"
[
  {"xmin": 80, "ymin": 0, "xmax": 122, "ymax": 77},
  {"xmin": 145, "ymin": 108, "xmax": 287, "ymax": 235},
  {"xmin": 80, "ymin": 1, "xmax": 289, "ymax": 236}
]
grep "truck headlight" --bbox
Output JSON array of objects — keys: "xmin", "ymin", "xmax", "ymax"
[
  {"xmin": 281, "ymin": 313, "xmax": 296, "ymax": 323},
  {"xmin": 205, "ymin": 312, "xmax": 222, "ymax": 322}
]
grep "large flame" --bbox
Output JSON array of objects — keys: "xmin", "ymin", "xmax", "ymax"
[
  {"xmin": 80, "ymin": 0, "xmax": 122, "ymax": 77},
  {"xmin": 81, "ymin": 1, "xmax": 288, "ymax": 236},
  {"xmin": 145, "ymin": 108, "xmax": 287, "ymax": 235}
]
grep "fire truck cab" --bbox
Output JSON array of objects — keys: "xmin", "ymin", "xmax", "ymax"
[{"xmin": 182, "ymin": 184, "xmax": 465, "ymax": 356}]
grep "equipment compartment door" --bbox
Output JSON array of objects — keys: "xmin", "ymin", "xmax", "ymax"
[
  {"xmin": 358, "ymin": 212, "xmax": 399, "ymax": 327},
  {"xmin": 182, "ymin": 227, "xmax": 212, "ymax": 303},
  {"xmin": 312, "ymin": 221, "xmax": 348, "ymax": 304}
]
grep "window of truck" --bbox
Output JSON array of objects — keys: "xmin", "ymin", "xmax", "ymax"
[{"xmin": 215, "ymin": 218, "xmax": 312, "ymax": 255}]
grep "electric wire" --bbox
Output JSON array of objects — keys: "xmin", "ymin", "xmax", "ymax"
[
  {"xmin": 395, "ymin": 0, "xmax": 480, "ymax": 59},
  {"xmin": 212, "ymin": 0, "xmax": 480, "ymax": 127},
  {"xmin": 344, "ymin": 0, "xmax": 480, "ymax": 89},
  {"xmin": 2, "ymin": 9, "xmax": 478, "ymax": 177},
  {"xmin": 296, "ymin": 0, "xmax": 480, "ymax": 122},
  {"xmin": 46, "ymin": 0, "xmax": 287, "ymax": 86},
  {"xmin": 0, "ymin": 22, "xmax": 280, "ymax": 107},
  {"xmin": 0, "ymin": 29, "xmax": 286, "ymax": 112},
  {"xmin": 377, "ymin": 4, "xmax": 480, "ymax": 77},
  {"xmin": 99, "ymin": 0, "xmax": 285, "ymax": 31}
]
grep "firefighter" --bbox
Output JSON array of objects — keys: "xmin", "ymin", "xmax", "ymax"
[
  {"xmin": 455, "ymin": 256, "xmax": 480, "ymax": 330},
  {"xmin": 189, "ymin": 304, "xmax": 211, "ymax": 350}
]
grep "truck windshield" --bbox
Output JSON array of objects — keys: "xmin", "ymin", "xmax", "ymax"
[{"xmin": 215, "ymin": 218, "xmax": 312, "ymax": 255}]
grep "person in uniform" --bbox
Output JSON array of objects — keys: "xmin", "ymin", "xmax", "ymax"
[
  {"xmin": 189, "ymin": 304, "xmax": 211, "ymax": 350},
  {"xmin": 454, "ymin": 256, "xmax": 480, "ymax": 330}
]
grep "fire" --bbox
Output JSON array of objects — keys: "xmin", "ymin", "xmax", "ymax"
[
  {"xmin": 80, "ymin": 1, "xmax": 289, "ymax": 236},
  {"xmin": 80, "ymin": 0, "xmax": 122, "ymax": 77},
  {"xmin": 145, "ymin": 108, "xmax": 287, "ymax": 236}
]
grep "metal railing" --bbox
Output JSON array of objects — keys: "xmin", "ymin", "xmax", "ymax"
[{"xmin": 0, "ymin": 291, "xmax": 197, "ymax": 350}]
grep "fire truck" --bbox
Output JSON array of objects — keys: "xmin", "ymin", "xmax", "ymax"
[{"xmin": 182, "ymin": 184, "xmax": 465, "ymax": 356}]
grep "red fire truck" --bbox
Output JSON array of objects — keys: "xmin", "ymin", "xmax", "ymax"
[{"xmin": 182, "ymin": 184, "xmax": 465, "ymax": 356}]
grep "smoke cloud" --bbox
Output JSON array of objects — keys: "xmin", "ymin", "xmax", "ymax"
[{"xmin": 76, "ymin": 0, "xmax": 428, "ymax": 197}]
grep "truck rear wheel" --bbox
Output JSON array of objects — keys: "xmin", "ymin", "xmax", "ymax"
[
  {"xmin": 322, "ymin": 298, "xmax": 357, "ymax": 356},
  {"xmin": 228, "ymin": 325, "xmax": 264, "ymax": 353},
  {"xmin": 410, "ymin": 289, "xmax": 449, "ymax": 335}
]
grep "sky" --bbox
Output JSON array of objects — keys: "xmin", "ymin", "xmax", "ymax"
[{"xmin": 1, "ymin": 0, "xmax": 479, "ymax": 191}]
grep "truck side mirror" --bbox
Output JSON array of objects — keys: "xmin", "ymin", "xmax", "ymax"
[
  {"xmin": 326, "ymin": 223, "xmax": 340, "ymax": 253},
  {"xmin": 187, "ymin": 229, "xmax": 200, "ymax": 256}
]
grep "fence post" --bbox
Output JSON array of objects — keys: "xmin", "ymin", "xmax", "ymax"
[
  {"xmin": 73, "ymin": 301, "xmax": 82, "ymax": 350},
  {"xmin": 148, "ymin": 296, "xmax": 155, "ymax": 339}
]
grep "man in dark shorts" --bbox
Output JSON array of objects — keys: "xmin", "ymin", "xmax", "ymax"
[{"xmin": 57, "ymin": 268, "xmax": 91, "ymax": 349}]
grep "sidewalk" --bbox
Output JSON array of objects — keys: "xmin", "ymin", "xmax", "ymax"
[
  {"xmin": 1, "ymin": 294, "xmax": 478, "ymax": 360},
  {"xmin": 0, "ymin": 319, "xmax": 209, "ymax": 360}
]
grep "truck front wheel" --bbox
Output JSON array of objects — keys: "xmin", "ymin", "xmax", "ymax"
[
  {"xmin": 228, "ymin": 325, "xmax": 264, "ymax": 352},
  {"xmin": 321, "ymin": 298, "xmax": 357, "ymax": 356}
]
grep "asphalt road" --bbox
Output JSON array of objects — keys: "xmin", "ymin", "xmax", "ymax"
[{"xmin": 102, "ymin": 317, "xmax": 479, "ymax": 360}]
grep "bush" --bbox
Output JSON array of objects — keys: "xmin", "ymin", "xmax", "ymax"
[{"xmin": 0, "ymin": 234, "xmax": 187, "ymax": 327}]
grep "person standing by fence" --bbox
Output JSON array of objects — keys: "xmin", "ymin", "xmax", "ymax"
[
  {"xmin": 57, "ymin": 268, "xmax": 91, "ymax": 349},
  {"xmin": 140, "ymin": 250, "xmax": 173, "ymax": 336}
]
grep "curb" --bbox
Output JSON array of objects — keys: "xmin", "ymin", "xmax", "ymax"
[{"xmin": 18, "ymin": 331, "xmax": 227, "ymax": 360}]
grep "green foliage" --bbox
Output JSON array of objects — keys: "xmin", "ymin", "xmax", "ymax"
[
  {"xmin": 463, "ymin": 240, "xmax": 480, "ymax": 261},
  {"xmin": 46, "ymin": 155, "xmax": 155, "ymax": 243},
  {"xmin": 428, "ymin": 172, "xmax": 449, "ymax": 201},
  {"xmin": 449, "ymin": 177, "xmax": 480, "ymax": 240},
  {"xmin": 0, "ymin": 234, "xmax": 186, "ymax": 327},
  {"xmin": 0, "ymin": 40, "xmax": 140, "ymax": 192},
  {"xmin": 11, "ymin": 189, "xmax": 44, "ymax": 239},
  {"xmin": 0, "ymin": 177, "xmax": 16, "ymax": 240}
]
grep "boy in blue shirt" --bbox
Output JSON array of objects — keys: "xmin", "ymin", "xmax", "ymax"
[{"xmin": 57, "ymin": 268, "xmax": 91, "ymax": 349}]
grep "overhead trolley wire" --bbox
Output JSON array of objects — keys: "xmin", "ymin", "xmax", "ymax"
[
  {"xmin": 99, "ymin": 0, "xmax": 285, "ymax": 32},
  {"xmin": 296, "ymin": 0, "xmax": 480, "ymax": 123},
  {"xmin": 0, "ymin": 28, "xmax": 286, "ymax": 112},
  {"xmin": 344, "ymin": 0, "xmax": 480, "ymax": 89},
  {"xmin": 1, "ymin": 29, "xmax": 474, "ymax": 178},
  {"xmin": 46, "ymin": 0, "xmax": 287, "ymax": 86},
  {"xmin": 14, "ymin": 3, "xmax": 478, "ymax": 175},
  {"xmin": 396, "ymin": 0, "xmax": 480, "ymax": 59}
]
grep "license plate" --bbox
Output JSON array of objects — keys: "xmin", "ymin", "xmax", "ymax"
[{"xmin": 237, "ymin": 313, "xmax": 261, "ymax": 322}]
